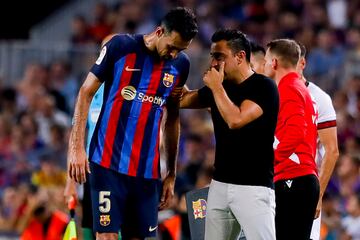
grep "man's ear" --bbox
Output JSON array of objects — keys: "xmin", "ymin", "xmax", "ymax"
[
  {"xmin": 155, "ymin": 26, "xmax": 165, "ymax": 37},
  {"xmin": 235, "ymin": 51, "xmax": 246, "ymax": 65},
  {"xmin": 272, "ymin": 58, "xmax": 278, "ymax": 70},
  {"xmin": 302, "ymin": 58, "xmax": 307, "ymax": 70}
]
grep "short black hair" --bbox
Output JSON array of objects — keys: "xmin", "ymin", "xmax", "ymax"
[
  {"xmin": 297, "ymin": 42, "xmax": 306, "ymax": 57},
  {"xmin": 250, "ymin": 41, "xmax": 265, "ymax": 55},
  {"xmin": 211, "ymin": 29, "xmax": 251, "ymax": 62},
  {"xmin": 161, "ymin": 7, "xmax": 198, "ymax": 41}
]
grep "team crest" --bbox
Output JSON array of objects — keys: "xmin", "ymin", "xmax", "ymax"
[
  {"xmin": 100, "ymin": 215, "xmax": 111, "ymax": 226},
  {"xmin": 163, "ymin": 73, "xmax": 174, "ymax": 87},
  {"xmin": 192, "ymin": 198, "xmax": 207, "ymax": 219}
]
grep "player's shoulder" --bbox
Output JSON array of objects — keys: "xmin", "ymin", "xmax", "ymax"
[
  {"xmin": 308, "ymin": 82, "xmax": 331, "ymax": 99},
  {"xmin": 171, "ymin": 52, "xmax": 190, "ymax": 73},
  {"xmin": 253, "ymin": 73, "xmax": 275, "ymax": 84},
  {"xmin": 176, "ymin": 51, "xmax": 190, "ymax": 64},
  {"xmin": 106, "ymin": 34, "xmax": 140, "ymax": 48}
]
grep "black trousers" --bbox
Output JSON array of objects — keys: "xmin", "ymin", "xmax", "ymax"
[{"xmin": 275, "ymin": 174, "xmax": 319, "ymax": 240}]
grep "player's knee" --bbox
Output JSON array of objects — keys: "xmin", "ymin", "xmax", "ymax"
[{"xmin": 96, "ymin": 232, "xmax": 118, "ymax": 240}]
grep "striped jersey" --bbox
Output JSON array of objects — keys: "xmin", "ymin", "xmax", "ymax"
[{"xmin": 88, "ymin": 34, "xmax": 190, "ymax": 179}]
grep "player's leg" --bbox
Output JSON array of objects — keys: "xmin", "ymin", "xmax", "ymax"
[
  {"xmin": 121, "ymin": 176, "xmax": 162, "ymax": 240},
  {"xmin": 82, "ymin": 175, "xmax": 95, "ymax": 240},
  {"xmin": 229, "ymin": 185, "xmax": 276, "ymax": 240},
  {"xmin": 275, "ymin": 175, "xmax": 319, "ymax": 240},
  {"xmin": 89, "ymin": 162, "xmax": 124, "ymax": 240},
  {"xmin": 204, "ymin": 180, "xmax": 240, "ymax": 240},
  {"xmin": 310, "ymin": 212, "xmax": 321, "ymax": 240}
]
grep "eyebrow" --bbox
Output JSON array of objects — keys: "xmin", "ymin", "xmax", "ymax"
[{"xmin": 210, "ymin": 52, "xmax": 225, "ymax": 58}]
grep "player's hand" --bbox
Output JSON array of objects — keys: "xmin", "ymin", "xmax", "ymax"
[
  {"xmin": 159, "ymin": 173, "xmax": 176, "ymax": 210},
  {"xmin": 314, "ymin": 198, "xmax": 322, "ymax": 219},
  {"xmin": 170, "ymin": 86, "xmax": 184, "ymax": 100},
  {"xmin": 64, "ymin": 177, "xmax": 78, "ymax": 205},
  {"xmin": 203, "ymin": 62, "xmax": 225, "ymax": 90},
  {"xmin": 69, "ymin": 148, "xmax": 90, "ymax": 184}
]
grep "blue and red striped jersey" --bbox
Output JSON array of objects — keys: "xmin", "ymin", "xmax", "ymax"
[{"xmin": 88, "ymin": 34, "xmax": 190, "ymax": 179}]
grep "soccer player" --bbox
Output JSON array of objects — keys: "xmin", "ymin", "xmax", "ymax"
[
  {"xmin": 264, "ymin": 39, "xmax": 319, "ymax": 240},
  {"xmin": 181, "ymin": 29, "xmax": 279, "ymax": 240},
  {"xmin": 296, "ymin": 43, "xmax": 339, "ymax": 240},
  {"xmin": 68, "ymin": 7, "xmax": 198, "ymax": 240}
]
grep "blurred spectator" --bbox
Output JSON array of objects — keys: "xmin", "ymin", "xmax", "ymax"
[
  {"xmin": 31, "ymin": 154, "xmax": 66, "ymax": 188},
  {"xmin": 305, "ymin": 29, "xmax": 345, "ymax": 93},
  {"xmin": 35, "ymin": 94, "xmax": 71, "ymax": 144},
  {"xmin": 341, "ymin": 191, "xmax": 360, "ymax": 240},
  {"xmin": 48, "ymin": 60, "xmax": 79, "ymax": 113},
  {"xmin": 88, "ymin": 3, "xmax": 112, "ymax": 44},
  {"xmin": 70, "ymin": 15, "xmax": 94, "ymax": 45}
]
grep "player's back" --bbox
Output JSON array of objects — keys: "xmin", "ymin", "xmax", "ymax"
[{"xmin": 275, "ymin": 72, "xmax": 318, "ymax": 181}]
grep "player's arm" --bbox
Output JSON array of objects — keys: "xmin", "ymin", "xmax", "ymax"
[
  {"xmin": 315, "ymin": 126, "xmax": 339, "ymax": 218},
  {"xmin": 159, "ymin": 93, "xmax": 181, "ymax": 210},
  {"xmin": 203, "ymin": 62, "xmax": 263, "ymax": 128},
  {"xmin": 69, "ymin": 73, "xmax": 102, "ymax": 184},
  {"xmin": 64, "ymin": 131, "xmax": 78, "ymax": 202}
]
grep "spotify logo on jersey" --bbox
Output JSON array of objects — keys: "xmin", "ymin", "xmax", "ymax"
[{"xmin": 121, "ymin": 86, "xmax": 136, "ymax": 100}]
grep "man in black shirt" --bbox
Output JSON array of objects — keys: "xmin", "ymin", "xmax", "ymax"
[{"xmin": 181, "ymin": 29, "xmax": 279, "ymax": 240}]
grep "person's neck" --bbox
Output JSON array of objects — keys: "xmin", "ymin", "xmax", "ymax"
[
  {"xmin": 275, "ymin": 68, "xmax": 297, "ymax": 85},
  {"xmin": 234, "ymin": 66, "xmax": 254, "ymax": 84},
  {"xmin": 299, "ymin": 73, "xmax": 306, "ymax": 84},
  {"xmin": 143, "ymin": 32, "xmax": 157, "ymax": 52}
]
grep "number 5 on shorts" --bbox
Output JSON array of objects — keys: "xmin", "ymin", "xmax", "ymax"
[{"xmin": 99, "ymin": 191, "xmax": 111, "ymax": 213}]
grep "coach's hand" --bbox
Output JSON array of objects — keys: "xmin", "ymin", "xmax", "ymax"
[
  {"xmin": 159, "ymin": 173, "xmax": 176, "ymax": 210},
  {"xmin": 69, "ymin": 148, "xmax": 90, "ymax": 184},
  {"xmin": 203, "ymin": 61, "xmax": 225, "ymax": 90}
]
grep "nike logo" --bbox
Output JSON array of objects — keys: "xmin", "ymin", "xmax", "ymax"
[
  {"xmin": 149, "ymin": 225, "xmax": 158, "ymax": 232},
  {"xmin": 125, "ymin": 66, "xmax": 141, "ymax": 72}
]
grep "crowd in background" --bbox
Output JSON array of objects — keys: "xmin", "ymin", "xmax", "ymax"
[{"xmin": 0, "ymin": 0, "xmax": 359, "ymax": 239}]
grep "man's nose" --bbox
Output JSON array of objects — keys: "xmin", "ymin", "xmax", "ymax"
[{"xmin": 210, "ymin": 59, "xmax": 219, "ymax": 68}]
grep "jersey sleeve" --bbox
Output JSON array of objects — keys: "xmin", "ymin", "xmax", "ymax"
[
  {"xmin": 197, "ymin": 86, "xmax": 213, "ymax": 107},
  {"xmin": 90, "ymin": 35, "xmax": 122, "ymax": 82},
  {"xmin": 316, "ymin": 91, "xmax": 336, "ymax": 129},
  {"xmin": 176, "ymin": 53, "xmax": 191, "ymax": 87}
]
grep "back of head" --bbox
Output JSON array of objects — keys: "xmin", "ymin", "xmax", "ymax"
[
  {"xmin": 250, "ymin": 41, "xmax": 265, "ymax": 56},
  {"xmin": 267, "ymin": 39, "xmax": 300, "ymax": 68},
  {"xmin": 161, "ymin": 7, "xmax": 198, "ymax": 41},
  {"xmin": 211, "ymin": 29, "xmax": 251, "ymax": 62},
  {"xmin": 297, "ymin": 42, "xmax": 306, "ymax": 58}
]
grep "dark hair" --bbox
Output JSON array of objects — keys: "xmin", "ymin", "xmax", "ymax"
[
  {"xmin": 297, "ymin": 42, "xmax": 306, "ymax": 57},
  {"xmin": 266, "ymin": 39, "xmax": 300, "ymax": 67},
  {"xmin": 211, "ymin": 29, "xmax": 251, "ymax": 62},
  {"xmin": 161, "ymin": 7, "xmax": 198, "ymax": 41},
  {"xmin": 250, "ymin": 41, "xmax": 265, "ymax": 55}
]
